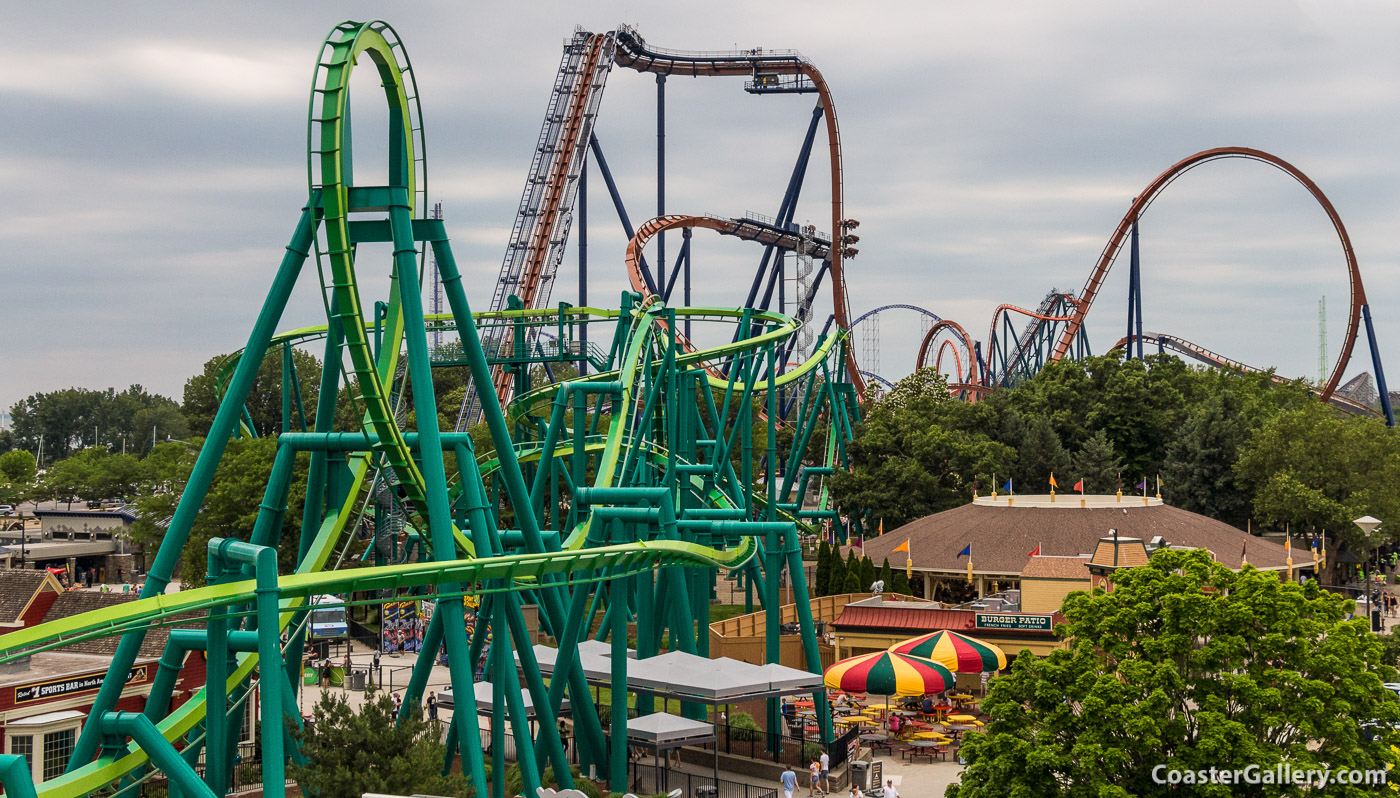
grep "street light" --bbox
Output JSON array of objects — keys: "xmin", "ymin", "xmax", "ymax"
[{"xmin": 1355, "ymin": 515, "xmax": 1383, "ymax": 631}]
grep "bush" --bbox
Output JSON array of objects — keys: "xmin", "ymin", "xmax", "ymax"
[
  {"xmin": 729, "ymin": 711, "xmax": 763, "ymax": 741},
  {"xmin": 800, "ymin": 742, "xmax": 825, "ymax": 763}
]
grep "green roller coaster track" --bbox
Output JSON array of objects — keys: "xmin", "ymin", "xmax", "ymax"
[{"xmin": 0, "ymin": 20, "xmax": 863, "ymax": 798}]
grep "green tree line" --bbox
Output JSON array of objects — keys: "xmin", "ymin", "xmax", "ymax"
[{"xmin": 829, "ymin": 356, "xmax": 1400, "ymax": 552}]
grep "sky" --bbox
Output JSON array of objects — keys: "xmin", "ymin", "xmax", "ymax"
[{"xmin": 3, "ymin": 0, "xmax": 1399, "ymax": 414}]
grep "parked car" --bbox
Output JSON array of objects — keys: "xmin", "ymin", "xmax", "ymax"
[
  {"xmin": 86, "ymin": 500, "xmax": 102, "ymax": 509},
  {"xmin": 0, "ymin": 505, "xmax": 14, "ymax": 517}
]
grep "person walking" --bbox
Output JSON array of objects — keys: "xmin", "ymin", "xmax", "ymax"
[
  {"xmin": 392, "ymin": 692, "xmax": 403, "ymax": 715},
  {"xmin": 884, "ymin": 780, "xmax": 898, "ymax": 798},
  {"xmin": 819, "ymin": 749, "xmax": 830, "ymax": 794},
  {"xmin": 427, "ymin": 691, "xmax": 438, "ymax": 721},
  {"xmin": 781, "ymin": 766, "xmax": 798, "ymax": 798},
  {"xmin": 808, "ymin": 759, "xmax": 822, "ymax": 797}
]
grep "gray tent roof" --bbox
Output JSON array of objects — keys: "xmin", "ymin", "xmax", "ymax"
[
  {"xmin": 438, "ymin": 682, "xmax": 570, "ymax": 717},
  {"xmin": 627, "ymin": 712, "xmax": 715, "ymax": 744},
  {"xmin": 518, "ymin": 643, "xmax": 822, "ymax": 702}
]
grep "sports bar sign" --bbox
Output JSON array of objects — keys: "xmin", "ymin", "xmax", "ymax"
[
  {"xmin": 974, "ymin": 613, "xmax": 1053, "ymax": 632},
  {"xmin": 13, "ymin": 665, "xmax": 149, "ymax": 705}
]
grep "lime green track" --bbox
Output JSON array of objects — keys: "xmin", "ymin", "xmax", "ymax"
[{"xmin": 3, "ymin": 19, "xmax": 848, "ymax": 796}]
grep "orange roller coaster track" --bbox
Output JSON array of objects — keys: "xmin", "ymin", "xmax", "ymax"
[
  {"xmin": 613, "ymin": 29, "xmax": 861, "ymax": 393},
  {"xmin": 1052, "ymin": 146, "xmax": 1367, "ymax": 403}
]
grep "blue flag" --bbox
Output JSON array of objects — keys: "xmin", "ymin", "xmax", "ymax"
[
  {"xmin": 1002, "ymin": 478, "xmax": 1013, "ymax": 492},
  {"xmin": 957, "ymin": 545, "xmax": 971, "ymax": 559}
]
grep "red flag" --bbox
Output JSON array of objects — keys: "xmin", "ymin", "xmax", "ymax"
[
  {"xmin": 1028, "ymin": 544, "xmax": 1041, "ymax": 557},
  {"xmin": 1072, "ymin": 479, "xmax": 1084, "ymax": 493}
]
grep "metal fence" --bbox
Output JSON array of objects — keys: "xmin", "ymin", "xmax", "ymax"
[
  {"xmin": 632, "ymin": 762, "xmax": 780, "ymax": 798},
  {"xmin": 704, "ymin": 722, "xmax": 860, "ymax": 769}
]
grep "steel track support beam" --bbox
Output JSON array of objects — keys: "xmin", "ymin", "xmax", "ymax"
[{"xmin": 69, "ymin": 202, "xmax": 318, "ymax": 774}]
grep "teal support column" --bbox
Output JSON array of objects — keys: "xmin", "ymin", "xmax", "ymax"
[
  {"xmin": 391, "ymin": 198, "xmax": 491, "ymax": 798},
  {"xmin": 70, "ymin": 201, "xmax": 317, "ymax": 773},
  {"xmin": 208, "ymin": 538, "xmax": 287, "ymax": 798},
  {"xmin": 0, "ymin": 755, "xmax": 37, "ymax": 798},
  {"xmin": 101, "ymin": 713, "xmax": 218, "ymax": 798}
]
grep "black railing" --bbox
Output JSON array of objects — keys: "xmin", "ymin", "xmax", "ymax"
[{"xmin": 632, "ymin": 762, "xmax": 780, "ymax": 798}]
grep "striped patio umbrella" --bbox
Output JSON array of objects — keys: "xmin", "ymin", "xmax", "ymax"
[
  {"xmin": 823, "ymin": 651, "xmax": 954, "ymax": 696},
  {"xmin": 889, "ymin": 631, "xmax": 1008, "ymax": 673}
]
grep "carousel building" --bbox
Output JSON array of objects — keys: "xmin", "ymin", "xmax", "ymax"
[{"xmin": 860, "ymin": 493, "xmax": 1305, "ymax": 604}]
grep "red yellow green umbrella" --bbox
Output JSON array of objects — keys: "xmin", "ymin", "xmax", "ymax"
[
  {"xmin": 888, "ymin": 631, "xmax": 1008, "ymax": 673},
  {"xmin": 823, "ymin": 651, "xmax": 954, "ymax": 696}
]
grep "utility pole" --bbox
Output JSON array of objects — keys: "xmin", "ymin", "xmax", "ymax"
[{"xmin": 1319, "ymin": 295, "xmax": 1327, "ymax": 385}]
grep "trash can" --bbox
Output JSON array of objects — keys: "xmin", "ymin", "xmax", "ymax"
[
  {"xmin": 1374, "ymin": 609, "xmax": 1384, "ymax": 632},
  {"xmin": 303, "ymin": 667, "xmax": 316, "ymax": 686},
  {"xmin": 850, "ymin": 761, "xmax": 870, "ymax": 792},
  {"xmin": 351, "ymin": 667, "xmax": 367, "ymax": 691}
]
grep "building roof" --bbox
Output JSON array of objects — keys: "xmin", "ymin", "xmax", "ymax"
[
  {"xmin": 40, "ymin": 591, "xmax": 202, "ymax": 658},
  {"xmin": 831, "ymin": 603, "xmax": 1064, "ymax": 637},
  {"xmin": 0, "ymin": 570, "xmax": 63, "ymax": 624},
  {"xmin": 862, "ymin": 497, "xmax": 1295, "ymax": 576},
  {"xmin": 1019, "ymin": 555, "xmax": 1093, "ymax": 581},
  {"xmin": 34, "ymin": 509, "xmax": 136, "ymax": 523}
]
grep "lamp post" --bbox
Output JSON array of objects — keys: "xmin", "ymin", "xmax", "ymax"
[{"xmin": 1355, "ymin": 515, "xmax": 1383, "ymax": 631}]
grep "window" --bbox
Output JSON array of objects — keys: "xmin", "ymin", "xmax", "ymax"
[
  {"xmin": 9, "ymin": 735, "xmax": 33, "ymax": 771},
  {"xmin": 42, "ymin": 728, "xmax": 74, "ymax": 781},
  {"xmin": 6, "ymin": 710, "xmax": 84, "ymax": 784}
]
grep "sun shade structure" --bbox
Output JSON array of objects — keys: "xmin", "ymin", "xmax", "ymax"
[
  {"xmin": 889, "ymin": 630, "xmax": 1008, "ymax": 673},
  {"xmin": 626, "ymin": 713, "xmax": 716, "ymax": 747},
  {"xmin": 438, "ymin": 682, "xmax": 573, "ymax": 718},
  {"xmin": 823, "ymin": 651, "xmax": 953, "ymax": 695},
  {"xmin": 519, "ymin": 644, "xmax": 823, "ymax": 701}
]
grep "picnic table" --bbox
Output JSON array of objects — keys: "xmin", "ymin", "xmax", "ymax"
[
  {"xmin": 906, "ymin": 741, "xmax": 944, "ymax": 762},
  {"xmin": 859, "ymin": 733, "xmax": 894, "ymax": 755},
  {"xmin": 946, "ymin": 714, "xmax": 978, "ymax": 724}
]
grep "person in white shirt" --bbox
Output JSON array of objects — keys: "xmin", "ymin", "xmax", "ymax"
[
  {"xmin": 819, "ymin": 750, "xmax": 830, "ymax": 793},
  {"xmin": 884, "ymin": 780, "xmax": 899, "ymax": 798}
]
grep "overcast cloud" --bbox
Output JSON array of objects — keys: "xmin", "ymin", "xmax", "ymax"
[{"xmin": 3, "ymin": 0, "xmax": 1398, "ymax": 412}]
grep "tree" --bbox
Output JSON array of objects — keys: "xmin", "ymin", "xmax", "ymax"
[
  {"xmin": 1236, "ymin": 402, "xmax": 1400, "ymax": 550},
  {"xmin": 829, "ymin": 370, "xmax": 1016, "ymax": 527},
  {"xmin": 858, "ymin": 555, "xmax": 877, "ymax": 592},
  {"xmin": 842, "ymin": 569, "xmax": 861, "ymax": 593},
  {"xmin": 132, "ymin": 437, "xmax": 308, "ymax": 587},
  {"xmin": 290, "ymin": 692, "xmax": 473, "ymax": 798},
  {"xmin": 9, "ymin": 385, "xmax": 184, "ymax": 461},
  {"xmin": 1163, "ymin": 390, "xmax": 1252, "ymax": 527},
  {"xmin": 1069, "ymin": 429, "xmax": 1121, "ymax": 494},
  {"xmin": 828, "ymin": 550, "xmax": 847, "ymax": 596},
  {"xmin": 1017, "ymin": 415, "xmax": 1070, "ymax": 489},
  {"xmin": 0, "ymin": 449, "xmax": 37, "ymax": 505},
  {"xmin": 878, "ymin": 558, "xmax": 894, "ymax": 591},
  {"xmin": 889, "ymin": 566, "xmax": 910, "ymax": 596},
  {"xmin": 948, "ymin": 549, "xmax": 1400, "ymax": 798},
  {"xmin": 0, "ymin": 450, "xmax": 38, "ymax": 486},
  {"xmin": 183, "ymin": 349, "xmax": 323, "ymax": 438}
]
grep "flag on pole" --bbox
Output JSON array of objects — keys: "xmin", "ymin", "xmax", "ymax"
[
  {"xmin": 957, "ymin": 545, "xmax": 971, "ymax": 559},
  {"xmin": 893, "ymin": 539, "xmax": 912, "ymax": 579},
  {"xmin": 1072, "ymin": 479, "xmax": 1084, "ymax": 493},
  {"xmin": 1137, "ymin": 478, "xmax": 1146, "ymax": 496},
  {"xmin": 1155, "ymin": 473, "xmax": 1162, "ymax": 498},
  {"xmin": 1240, "ymin": 540, "xmax": 1248, "ymax": 567},
  {"xmin": 1003, "ymin": 478, "xmax": 1013, "ymax": 494},
  {"xmin": 879, "ymin": 519, "xmax": 884, "ymax": 537},
  {"xmin": 1049, "ymin": 473, "xmax": 1058, "ymax": 490},
  {"xmin": 1028, "ymin": 544, "xmax": 1041, "ymax": 557}
]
